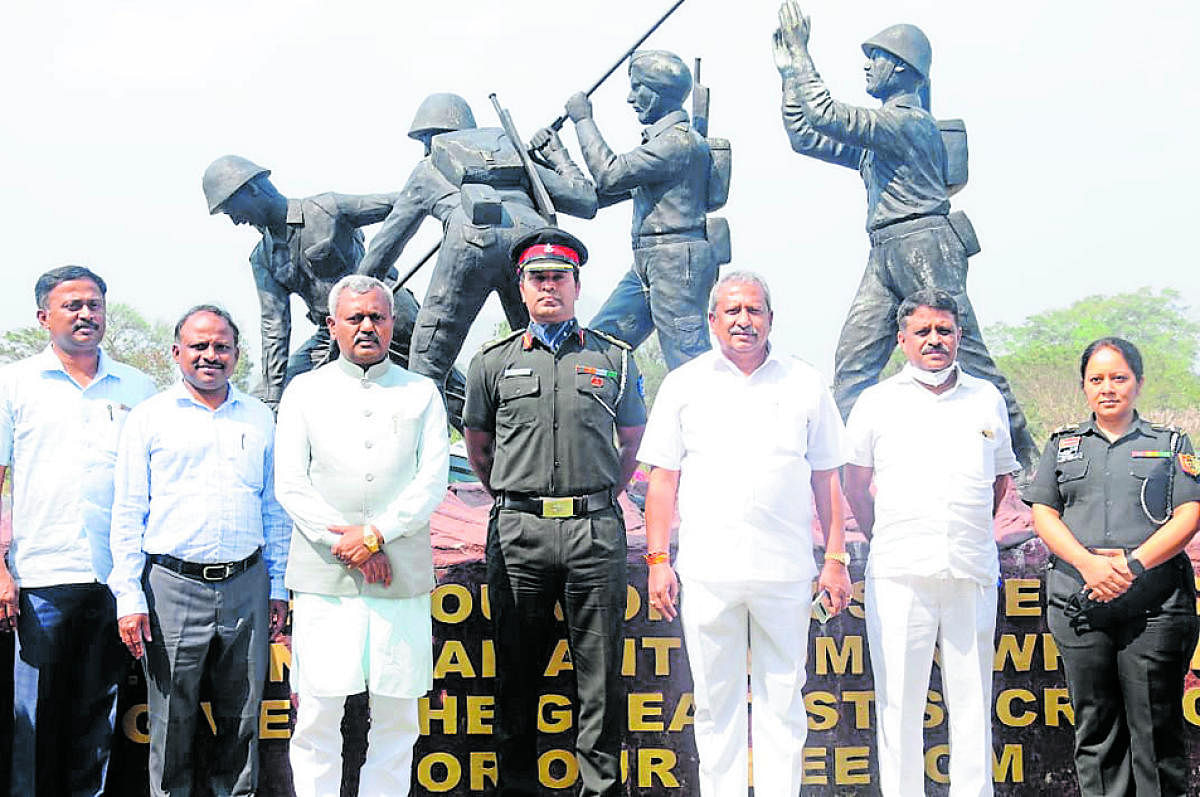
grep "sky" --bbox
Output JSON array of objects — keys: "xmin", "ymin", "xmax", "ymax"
[{"xmin": 2, "ymin": 0, "xmax": 1197, "ymax": 382}]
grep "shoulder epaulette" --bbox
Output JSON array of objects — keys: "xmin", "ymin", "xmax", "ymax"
[
  {"xmin": 479, "ymin": 328, "xmax": 524, "ymax": 354},
  {"xmin": 587, "ymin": 329, "xmax": 632, "ymax": 351},
  {"xmin": 1050, "ymin": 423, "xmax": 1081, "ymax": 436},
  {"xmin": 1150, "ymin": 421, "xmax": 1183, "ymax": 434}
]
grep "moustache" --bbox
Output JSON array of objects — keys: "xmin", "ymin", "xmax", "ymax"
[
  {"xmin": 354, "ymin": 333, "xmax": 380, "ymax": 343},
  {"xmin": 921, "ymin": 344, "xmax": 948, "ymax": 354},
  {"xmin": 73, "ymin": 321, "xmax": 99, "ymax": 331}
]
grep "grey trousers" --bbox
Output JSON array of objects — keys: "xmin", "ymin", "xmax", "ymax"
[{"xmin": 142, "ymin": 558, "xmax": 269, "ymax": 797}]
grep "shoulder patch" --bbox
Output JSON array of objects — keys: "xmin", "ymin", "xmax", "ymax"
[
  {"xmin": 587, "ymin": 329, "xmax": 632, "ymax": 351},
  {"xmin": 479, "ymin": 328, "xmax": 524, "ymax": 354},
  {"xmin": 1051, "ymin": 423, "xmax": 1081, "ymax": 436}
]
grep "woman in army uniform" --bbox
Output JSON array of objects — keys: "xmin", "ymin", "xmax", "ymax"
[{"xmin": 1024, "ymin": 337, "xmax": 1200, "ymax": 797}]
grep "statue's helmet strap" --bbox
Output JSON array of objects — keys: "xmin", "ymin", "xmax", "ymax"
[
  {"xmin": 408, "ymin": 93, "xmax": 477, "ymax": 141},
  {"xmin": 861, "ymin": 24, "xmax": 931, "ymax": 80},
  {"xmin": 203, "ymin": 155, "xmax": 270, "ymax": 214}
]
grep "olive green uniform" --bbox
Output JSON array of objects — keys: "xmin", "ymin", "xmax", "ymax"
[
  {"xmin": 463, "ymin": 326, "xmax": 645, "ymax": 797},
  {"xmin": 1023, "ymin": 414, "xmax": 1200, "ymax": 796}
]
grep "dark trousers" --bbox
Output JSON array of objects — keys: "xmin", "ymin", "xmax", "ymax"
[
  {"xmin": 1047, "ymin": 564, "xmax": 1199, "ymax": 796},
  {"xmin": 12, "ymin": 582, "xmax": 124, "ymax": 797},
  {"xmin": 142, "ymin": 559, "xmax": 269, "ymax": 797},
  {"xmin": 831, "ymin": 216, "xmax": 1037, "ymax": 468},
  {"xmin": 590, "ymin": 239, "xmax": 717, "ymax": 370},
  {"xmin": 486, "ymin": 506, "xmax": 627, "ymax": 797}
]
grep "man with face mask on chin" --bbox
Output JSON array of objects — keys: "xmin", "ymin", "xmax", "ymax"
[
  {"xmin": 109, "ymin": 305, "xmax": 290, "ymax": 797},
  {"xmin": 772, "ymin": 1, "xmax": 1037, "ymax": 472},
  {"xmin": 561, "ymin": 50, "xmax": 717, "ymax": 370},
  {"xmin": 843, "ymin": 289, "xmax": 1019, "ymax": 796},
  {"xmin": 274, "ymin": 275, "xmax": 449, "ymax": 796}
]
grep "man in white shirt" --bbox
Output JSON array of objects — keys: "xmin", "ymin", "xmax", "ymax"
[
  {"xmin": 639, "ymin": 270, "xmax": 850, "ymax": 796},
  {"xmin": 844, "ymin": 288, "xmax": 1018, "ymax": 797},
  {"xmin": 0, "ymin": 265, "xmax": 157, "ymax": 796},
  {"xmin": 109, "ymin": 305, "xmax": 290, "ymax": 796},
  {"xmin": 274, "ymin": 274, "xmax": 449, "ymax": 797}
]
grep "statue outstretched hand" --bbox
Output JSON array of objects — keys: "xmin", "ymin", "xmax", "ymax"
[
  {"xmin": 565, "ymin": 92, "xmax": 593, "ymax": 123},
  {"xmin": 773, "ymin": 0, "xmax": 811, "ymax": 74}
]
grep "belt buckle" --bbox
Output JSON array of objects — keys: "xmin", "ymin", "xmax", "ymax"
[
  {"xmin": 202, "ymin": 564, "xmax": 231, "ymax": 582},
  {"xmin": 541, "ymin": 497, "xmax": 574, "ymax": 518}
]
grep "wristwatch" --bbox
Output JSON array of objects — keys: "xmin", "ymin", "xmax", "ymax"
[
  {"xmin": 1128, "ymin": 555, "xmax": 1146, "ymax": 579},
  {"xmin": 825, "ymin": 551, "xmax": 850, "ymax": 566},
  {"xmin": 363, "ymin": 527, "xmax": 381, "ymax": 554}
]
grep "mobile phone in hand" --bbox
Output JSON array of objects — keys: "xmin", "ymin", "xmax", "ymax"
[{"xmin": 812, "ymin": 589, "xmax": 833, "ymax": 624}]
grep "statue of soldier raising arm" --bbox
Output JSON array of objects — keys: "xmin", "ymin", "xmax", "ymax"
[{"xmin": 771, "ymin": 1, "xmax": 1037, "ymax": 470}]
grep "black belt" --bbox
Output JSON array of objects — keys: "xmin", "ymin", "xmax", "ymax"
[
  {"xmin": 500, "ymin": 490, "xmax": 613, "ymax": 518},
  {"xmin": 148, "ymin": 549, "xmax": 261, "ymax": 582}
]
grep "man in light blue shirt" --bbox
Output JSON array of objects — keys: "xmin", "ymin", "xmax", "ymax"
[
  {"xmin": 0, "ymin": 265, "xmax": 157, "ymax": 797},
  {"xmin": 109, "ymin": 305, "xmax": 290, "ymax": 797}
]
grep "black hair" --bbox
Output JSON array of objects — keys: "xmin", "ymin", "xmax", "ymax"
[
  {"xmin": 34, "ymin": 266, "xmax": 107, "ymax": 309},
  {"xmin": 174, "ymin": 304, "xmax": 240, "ymax": 347},
  {"xmin": 1079, "ymin": 337, "xmax": 1143, "ymax": 383},
  {"xmin": 896, "ymin": 288, "xmax": 960, "ymax": 328}
]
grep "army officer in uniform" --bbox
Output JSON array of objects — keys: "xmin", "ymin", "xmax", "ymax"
[
  {"xmin": 463, "ymin": 228, "xmax": 646, "ymax": 797},
  {"xmin": 1024, "ymin": 337, "xmax": 1200, "ymax": 797}
]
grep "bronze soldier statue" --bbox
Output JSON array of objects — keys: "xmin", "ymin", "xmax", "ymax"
[
  {"xmin": 772, "ymin": 1, "xmax": 1037, "ymax": 469},
  {"xmin": 203, "ymin": 154, "xmax": 468, "ymax": 425},
  {"xmin": 356, "ymin": 93, "xmax": 598, "ymax": 399}
]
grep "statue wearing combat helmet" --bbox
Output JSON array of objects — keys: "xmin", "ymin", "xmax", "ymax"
[
  {"xmin": 771, "ymin": 1, "xmax": 1037, "ymax": 469},
  {"xmin": 356, "ymin": 92, "xmax": 599, "ymax": 398},
  {"xmin": 203, "ymin": 154, "xmax": 468, "ymax": 425}
]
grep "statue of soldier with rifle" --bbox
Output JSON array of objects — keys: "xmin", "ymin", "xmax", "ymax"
[
  {"xmin": 771, "ymin": 0, "xmax": 1037, "ymax": 469},
  {"xmin": 555, "ymin": 34, "xmax": 732, "ymax": 370},
  {"xmin": 355, "ymin": 93, "xmax": 599, "ymax": 400}
]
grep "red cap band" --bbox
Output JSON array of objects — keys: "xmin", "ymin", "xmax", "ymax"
[{"xmin": 517, "ymin": 243, "xmax": 581, "ymax": 269}]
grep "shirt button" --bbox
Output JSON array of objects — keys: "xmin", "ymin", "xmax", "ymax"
[
  {"xmin": 364, "ymin": 409, "xmax": 373, "ymax": 417},
  {"xmin": 365, "ymin": 441, "xmax": 374, "ymax": 449},
  {"xmin": 366, "ymin": 473, "xmax": 375, "ymax": 482},
  {"xmin": 554, "ymin": 460, "xmax": 560, "ymax": 467}
]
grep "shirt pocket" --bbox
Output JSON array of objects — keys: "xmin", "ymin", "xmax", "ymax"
[
  {"xmin": 221, "ymin": 425, "xmax": 265, "ymax": 491},
  {"xmin": 498, "ymin": 375, "xmax": 540, "ymax": 425},
  {"xmin": 1130, "ymin": 457, "xmax": 1172, "ymax": 524},
  {"xmin": 1055, "ymin": 458, "xmax": 1089, "ymax": 508},
  {"xmin": 575, "ymin": 369, "xmax": 618, "ymax": 430}
]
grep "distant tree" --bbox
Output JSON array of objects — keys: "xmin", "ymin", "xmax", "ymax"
[
  {"xmin": 987, "ymin": 288, "xmax": 1200, "ymax": 443},
  {"xmin": 0, "ymin": 302, "xmax": 254, "ymax": 390},
  {"xmin": 633, "ymin": 334, "xmax": 667, "ymax": 410}
]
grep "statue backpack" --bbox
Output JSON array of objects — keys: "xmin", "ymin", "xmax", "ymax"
[{"xmin": 692, "ymin": 58, "xmax": 732, "ymax": 266}]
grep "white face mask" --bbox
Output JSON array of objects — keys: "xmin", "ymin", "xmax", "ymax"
[{"xmin": 903, "ymin": 361, "xmax": 958, "ymax": 387}]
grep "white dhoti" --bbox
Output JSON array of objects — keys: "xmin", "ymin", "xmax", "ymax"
[
  {"xmin": 865, "ymin": 575, "xmax": 997, "ymax": 797},
  {"xmin": 680, "ymin": 577, "xmax": 812, "ymax": 796},
  {"xmin": 289, "ymin": 592, "xmax": 433, "ymax": 797}
]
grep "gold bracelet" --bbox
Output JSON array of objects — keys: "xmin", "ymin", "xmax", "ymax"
[{"xmin": 643, "ymin": 551, "xmax": 669, "ymax": 565}]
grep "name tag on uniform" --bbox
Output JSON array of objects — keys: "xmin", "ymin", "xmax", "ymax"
[
  {"xmin": 503, "ymin": 368, "xmax": 532, "ymax": 377},
  {"xmin": 1057, "ymin": 436, "xmax": 1081, "ymax": 462}
]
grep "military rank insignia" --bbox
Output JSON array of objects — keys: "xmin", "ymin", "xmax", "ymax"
[
  {"xmin": 1056, "ymin": 436, "xmax": 1081, "ymax": 462},
  {"xmin": 576, "ymin": 364, "xmax": 617, "ymax": 388},
  {"xmin": 1178, "ymin": 453, "xmax": 1200, "ymax": 477}
]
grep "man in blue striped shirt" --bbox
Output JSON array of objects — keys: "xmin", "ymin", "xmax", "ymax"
[{"xmin": 109, "ymin": 305, "xmax": 290, "ymax": 797}]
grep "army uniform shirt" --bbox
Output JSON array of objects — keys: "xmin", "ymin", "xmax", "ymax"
[
  {"xmin": 463, "ymin": 325, "xmax": 646, "ymax": 496},
  {"xmin": 1024, "ymin": 413, "xmax": 1200, "ymax": 612}
]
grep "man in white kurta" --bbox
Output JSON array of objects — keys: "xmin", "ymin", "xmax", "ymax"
[
  {"xmin": 274, "ymin": 275, "xmax": 449, "ymax": 797},
  {"xmin": 844, "ymin": 288, "xmax": 1018, "ymax": 797},
  {"xmin": 639, "ymin": 271, "xmax": 850, "ymax": 796}
]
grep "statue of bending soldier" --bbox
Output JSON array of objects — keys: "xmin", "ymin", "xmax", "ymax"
[
  {"xmin": 772, "ymin": 2, "xmax": 1037, "ymax": 469},
  {"xmin": 203, "ymin": 155, "xmax": 470, "ymax": 427},
  {"xmin": 559, "ymin": 50, "xmax": 728, "ymax": 370},
  {"xmin": 356, "ymin": 93, "xmax": 598, "ymax": 394}
]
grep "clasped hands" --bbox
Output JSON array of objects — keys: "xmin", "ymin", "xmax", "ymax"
[
  {"xmin": 1079, "ymin": 548, "xmax": 1137, "ymax": 602},
  {"xmin": 330, "ymin": 525, "xmax": 392, "ymax": 587}
]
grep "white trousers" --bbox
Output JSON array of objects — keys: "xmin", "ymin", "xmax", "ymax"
[
  {"xmin": 865, "ymin": 575, "xmax": 997, "ymax": 797},
  {"xmin": 680, "ymin": 577, "xmax": 811, "ymax": 797},
  {"xmin": 290, "ymin": 692, "xmax": 420, "ymax": 797}
]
